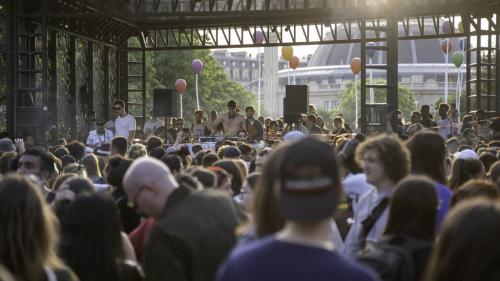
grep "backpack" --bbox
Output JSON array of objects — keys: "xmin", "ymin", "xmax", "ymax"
[{"xmin": 357, "ymin": 236, "xmax": 430, "ymax": 281}]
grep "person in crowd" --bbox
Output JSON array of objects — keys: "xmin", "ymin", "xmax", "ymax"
[
  {"xmin": 81, "ymin": 154, "xmax": 104, "ymax": 184},
  {"xmin": 462, "ymin": 128, "xmax": 478, "ymax": 147},
  {"xmin": 424, "ymin": 199, "xmax": 500, "ymax": 281},
  {"xmin": 307, "ymin": 103, "xmax": 318, "ymax": 115},
  {"xmin": 217, "ymin": 137, "xmax": 378, "ymax": 281},
  {"xmin": 236, "ymin": 130, "xmax": 248, "ymax": 143},
  {"xmin": 479, "ymin": 152, "xmax": 498, "ymax": 172},
  {"xmin": 446, "ymin": 138, "xmax": 461, "ymax": 155},
  {"xmin": 450, "ymin": 180, "xmax": 499, "ymax": 207},
  {"xmin": 234, "ymin": 172, "xmax": 261, "ymax": 214},
  {"xmin": 188, "ymin": 167, "xmax": 217, "ymax": 189},
  {"xmin": 111, "ymin": 136, "xmax": 129, "ymax": 157},
  {"xmin": 305, "ymin": 114, "xmax": 323, "ymax": 134},
  {"xmin": 202, "ymin": 152, "xmax": 219, "ymax": 167},
  {"xmin": 244, "ymin": 106, "xmax": 264, "ymax": 143},
  {"xmin": 114, "ymin": 100, "xmax": 136, "ymax": 142},
  {"xmin": 213, "ymin": 100, "xmax": 246, "ymax": 137},
  {"xmin": 146, "ymin": 136, "xmax": 163, "ymax": 153},
  {"xmin": 408, "ymin": 111, "xmax": 421, "ymax": 125},
  {"xmin": 0, "ymin": 175, "xmax": 78, "ymax": 281},
  {"xmin": 488, "ymin": 161, "xmax": 500, "ymax": 183},
  {"xmin": 213, "ymin": 159, "xmax": 244, "ymax": 196},
  {"xmin": 358, "ymin": 176, "xmax": 437, "ymax": 281},
  {"xmin": 123, "ymin": 157, "xmax": 246, "ymax": 281},
  {"xmin": 332, "ymin": 116, "xmax": 348, "ymax": 135},
  {"xmin": 437, "ymin": 103, "xmax": 453, "ymax": 139},
  {"xmin": 17, "ymin": 148, "xmax": 58, "ymax": 202},
  {"xmin": 316, "ymin": 116, "xmax": 330, "ymax": 134},
  {"xmin": 389, "ymin": 109, "xmax": 405, "ymax": 135},
  {"xmin": 161, "ymin": 155, "xmax": 184, "ymax": 175},
  {"xmin": 86, "ymin": 120, "xmax": 114, "ymax": 149},
  {"xmin": 106, "ymin": 106, "xmax": 119, "ymax": 134},
  {"xmin": 419, "ymin": 105, "xmax": 437, "ymax": 129},
  {"xmin": 66, "ymin": 140, "xmax": 86, "ymax": 162},
  {"xmin": 207, "ymin": 166, "xmax": 233, "ymax": 195},
  {"xmin": 191, "ymin": 110, "xmax": 211, "ymax": 138},
  {"xmin": 460, "ymin": 114, "xmax": 474, "ymax": 134},
  {"xmin": 59, "ymin": 193, "xmax": 143, "ymax": 281},
  {"xmin": 105, "ymin": 156, "xmax": 140, "ymax": 234},
  {"xmin": 407, "ymin": 131, "xmax": 452, "ymax": 230},
  {"xmin": 206, "ymin": 110, "xmax": 218, "ymax": 134},
  {"xmin": 222, "ymin": 146, "xmax": 242, "ymax": 160},
  {"xmin": 77, "ymin": 110, "xmax": 96, "ymax": 143},
  {"xmin": 127, "ymin": 143, "xmax": 148, "ymax": 160},
  {"xmin": 144, "ymin": 110, "xmax": 164, "ymax": 140},
  {"xmin": 449, "ymin": 158, "xmax": 486, "ymax": 191},
  {"xmin": 343, "ymin": 134, "xmax": 410, "ymax": 258},
  {"xmin": 490, "ymin": 118, "xmax": 500, "ymax": 140}
]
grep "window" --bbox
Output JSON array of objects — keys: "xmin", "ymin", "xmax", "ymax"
[
  {"xmin": 225, "ymin": 68, "xmax": 231, "ymax": 77},
  {"xmin": 223, "ymin": 60, "xmax": 226, "ymax": 66},
  {"xmin": 252, "ymin": 70, "xmax": 259, "ymax": 80},
  {"xmin": 242, "ymin": 69, "xmax": 250, "ymax": 81},
  {"xmin": 242, "ymin": 62, "xmax": 246, "ymax": 67},
  {"xmin": 233, "ymin": 69, "xmax": 240, "ymax": 79}
]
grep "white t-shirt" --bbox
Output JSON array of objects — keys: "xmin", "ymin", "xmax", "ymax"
[
  {"xmin": 144, "ymin": 118, "xmax": 164, "ymax": 135},
  {"xmin": 115, "ymin": 114, "xmax": 136, "ymax": 138}
]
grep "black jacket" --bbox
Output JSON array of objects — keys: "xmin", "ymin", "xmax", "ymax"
[{"xmin": 144, "ymin": 186, "xmax": 246, "ymax": 281}]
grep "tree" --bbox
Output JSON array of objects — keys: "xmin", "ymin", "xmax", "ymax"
[{"xmin": 339, "ymin": 79, "xmax": 417, "ymax": 125}]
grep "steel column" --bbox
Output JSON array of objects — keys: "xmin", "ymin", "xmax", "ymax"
[
  {"xmin": 87, "ymin": 42, "xmax": 94, "ymax": 112},
  {"xmin": 6, "ymin": 0, "xmax": 18, "ymax": 136},
  {"xmin": 103, "ymin": 47, "xmax": 110, "ymax": 120},
  {"xmin": 69, "ymin": 36, "xmax": 77, "ymax": 138},
  {"xmin": 48, "ymin": 30, "xmax": 58, "ymax": 140}
]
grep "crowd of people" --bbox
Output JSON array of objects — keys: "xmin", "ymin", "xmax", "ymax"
[{"xmin": 0, "ymin": 98, "xmax": 499, "ymax": 281}]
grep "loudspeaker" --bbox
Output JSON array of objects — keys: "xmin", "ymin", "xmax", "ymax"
[
  {"xmin": 284, "ymin": 85, "xmax": 309, "ymax": 123},
  {"xmin": 153, "ymin": 89, "xmax": 179, "ymax": 117}
]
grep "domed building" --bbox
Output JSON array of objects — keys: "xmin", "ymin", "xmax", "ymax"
[{"xmin": 246, "ymin": 24, "xmax": 472, "ymax": 118}]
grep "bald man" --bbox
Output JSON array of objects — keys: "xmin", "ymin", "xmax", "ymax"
[{"xmin": 123, "ymin": 157, "xmax": 246, "ymax": 281}]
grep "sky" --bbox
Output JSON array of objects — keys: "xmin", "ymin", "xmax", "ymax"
[{"xmin": 215, "ymin": 45, "xmax": 319, "ymax": 60}]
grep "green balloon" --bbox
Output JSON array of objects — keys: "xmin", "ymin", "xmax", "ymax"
[{"xmin": 452, "ymin": 52, "xmax": 464, "ymax": 67}]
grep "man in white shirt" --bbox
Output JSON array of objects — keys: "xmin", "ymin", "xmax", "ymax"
[
  {"xmin": 86, "ymin": 120, "xmax": 114, "ymax": 148},
  {"xmin": 113, "ymin": 100, "xmax": 136, "ymax": 142},
  {"xmin": 437, "ymin": 103, "xmax": 453, "ymax": 140},
  {"xmin": 342, "ymin": 134, "xmax": 410, "ymax": 258},
  {"xmin": 144, "ymin": 110, "xmax": 164, "ymax": 139},
  {"xmin": 213, "ymin": 100, "xmax": 245, "ymax": 137}
]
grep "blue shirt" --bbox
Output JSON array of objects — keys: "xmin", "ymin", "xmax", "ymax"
[
  {"xmin": 217, "ymin": 236, "xmax": 379, "ymax": 281},
  {"xmin": 435, "ymin": 182, "xmax": 452, "ymax": 232}
]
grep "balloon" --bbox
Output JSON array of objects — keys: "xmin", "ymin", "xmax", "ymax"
[
  {"xmin": 351, "ymin": 57, "xmax": 361, "ymax": 75},
  {"xmin": 282, "ymin": 46, "xmax": 294, "ymax": 60},
  {"xmin": 458, "ymin": 21, "xmax": 464, "ymax": 33},
  {"xmin": 289, "ymin": 56, "xmax": 300, "ymax": 70},
  {"xmin": 175, "ymin": 79, "xmax": 187, "ymax": 94},
  {"xmin": 366, "ymin": 42, "xmax": 377, "ymax": 58},
  {"xmin": 441, "ymin": 39, "xmax": 453, "ymax": 54},
  {"xmin": 459, "ymin": 38, "xmax": 467, "ymax": 51},
  {"xmin": 192, "ymin": 59, "xmax": 203, "ymax": 74},
  {"xmin": 255, "ymin": 30, "xmax": 265, "ymax": 44},
  {"xmin": 442, "ymin": 20, "xmax": 453, "ymax": 34},
  {"xmin": 452, "ymin": 52, "xmax": 464, "ymax": 67}
]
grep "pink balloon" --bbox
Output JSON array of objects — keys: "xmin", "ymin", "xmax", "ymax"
[
  {"xmin": 175, "ymin": 79, "xmax": 187, "ymax": 94},
  {"xmin": 255, "ymin": 31, "xmax": 265, "ymax": 44},
  {"xmin": 441, "ymin": 39, "xmax": 453, "ymax": 54},
  {"xmin": 442, "ymin": 21, "xmax": 453, "ymax": 34},
  {"xmin": 192, "ymin": 59, "xmax": 203, "ymax": 74}
]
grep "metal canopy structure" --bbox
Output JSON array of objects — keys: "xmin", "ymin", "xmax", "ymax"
[{"xmin": 6, "ymin": 0, "xmax": 500, "ymax": 144}]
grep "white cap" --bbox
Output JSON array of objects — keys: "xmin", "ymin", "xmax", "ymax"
[
  {"xmin": 283, "ymin": 131, "xmax": 305, "ymax": 143},
  {"xmin": 454, "ymin": 149, "xmax": 479, "ymax": 160}
]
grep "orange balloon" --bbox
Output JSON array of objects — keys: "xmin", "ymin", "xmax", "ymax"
[
  {"xmin": 351, "ymin": 57, "xmax": 361, "ymax": 75},
  {"xmin": 175, "ymin": 79, "xmax": 187, "ymax": 94},
  {"xmin": 282, "ymin": 46, "xmax": 294, "ymax": 60},
  {"xmin": 289, "ymin": 56, "xmax": 300, "ymax": 70}
]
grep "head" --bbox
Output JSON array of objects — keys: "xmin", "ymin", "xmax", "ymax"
[
  {"xmin": 110, "ymin": 137, "xmax": 128, "ymax": 157},
  {"xmin": 449, "ymin": 158, "xmax": 486, "ymax": 191},
  {"xmin": 81, "ymin": 154, "xmax": 101, "ymax": 178},
  {"xmin": 462, "ymin": 128, "xmax": 477, "ymax": 145},
  {"xmin": 240, "ymin": 172, "xmax": 261, "ymax": 212},
  {"xmin": 333, "ymin": 116, "xmax": 344, "ymax": 129},
  {"xmin": 307, "ymin": 104, "xmax": 316, "ymax": 114},
  {"xmin": 123, "ymin": 157, "xmax": 179, "ymax": 218},
  {"xmin": 202, "ymin": 152, "xmax": 219, "ymax": 167},
  {"xmin": 175, "ymin": 117, "xmax": 184, "ymax": 130},
  {"xmin": 146, "ymin": 136, "xmax": 163, "ymax": 153},
  {"xmin": 0, "ymin": 138, "xmax": 15, "ymax": 154},
  {"xmin": 127, "ymin": 143, "xmax": 147, "ymax": 160},
  {"xmin": 306, "ymin": 114, "xmax": 317, "ymax": 128},
  {"xmin": 424, "ymin": 199, "xmax": 500, "ymax": 281},
  {"xmin": 384, "ymin": 176, "xmax": 438, "ymax": 242},
  {"xmin": 315, "ymin": 116, "xmax": 325, "ymax": 128},
  {"xmin": 223, "ymin": 146, "xmax": 242, "ymax": 159},
  {"xmin": 195, "ymin": 110, "xmax": 204, "ymax": 123},
  {"xmin": 446, "ymin": 138, "xmax": 461, "ymax": 155},
  {"xmin": 245, "ymin": 106, "xmax": 255, "ymax": 119},
  {"xmin": 18, "ymin": 148, "xmax": 56, "ymax": 184},
  {"xmin": 0, "ymin": 175, "xmax": 62, "ymax": 280},
  {"xmin": 228, "ymin": 100, "xmax": 237, "ymax": 117},
  {"xmin": 189, "ymin": 167, "xmax": 217, "ymax": 188},
  {"xmin": 451, "ymin": 180, "xmax": 499, "ymax": 207},
  {"xmin": 66, "ymin": 140, "xmax": 85, "ymax": 162},
  {"xmin": 96, "ymin": 120, "xmax": 106, "ymax": 134},
  {"xmin": 113, "ymin": 100, "xmax": 126, "ymax": 117},
  {"xmin": 479, "ymin": 152, "xmax": 498, "ymax": 172},
  {"xmin": 237, "ymin": 130, "xmax": 248, "ymax": 142},
  {"xmin": 104, "ymin": 156, "xmax": 132, "ymax": 190},
  {"xmin": 213, "ymin": 160, "xmax": 244, "ymax": 196},
  {"xmin": 207, "ymin": 166, "xmax": 233, "ymax": 195},
  {"xmin": 438, "ymin": 103, "xmax": 450, "ymax": 119},
  {"xmin": 407, "ymin": 131, "xmax": 447, "ymax": 183},
  {"xmin": 85, "ymin": 110, "xmax": 96, "ymax": 122},
  {"xmin": 420, "ymin": 105, "xmax": 430, "ymax": 116},
  {"xmin": 209, "ymin": 110, "xmax": 218, "ymax": 121},
  {"xmin": 488, "ymin": 161, "xmax": 500, "ymax": 183},
  {"xmin": 161, "ymin": 155, "xmax": 184, "ymax": 174},
  {"xmin": 410, "ymin": 111, "xmax": 421, "ymax": 124},
  {"xmin": 356, "ymin": 134, "xmax": 410, "ymax": 188}
]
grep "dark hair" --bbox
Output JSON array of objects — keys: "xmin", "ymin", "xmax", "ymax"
[
  {"xmin": 438, "ymin": 102, "xmax": 450, "ymax": 112},
  {"xmin": 451, "ymin": 180, "xmax": 499, "ymax": 207},
  {"xmin": 202, "ymin": 152, "xmax": 219, "ymax": 167},
  {"xmin": 489, "ymin": 161, "xmax": 500, "ymax": 183},
  {"xmin": 462, "ymin": 127, "xmax": 475, "ymax": 137},
  {"xmin": 54, "ymin": 146, "xmax": 70, "ymax": 159},
  {"xmin": 237, "ymin": 142, "xmax": 254, "ymax": 157},
  {"xmin": 161, "ymin": 155, "xmax": 183, "ymax": 174},
  {"xmin": 60, "ymin": 155, "xmax": 76, "ymax": 167},
  {"xmin": 449, "ymin": 158, "xmax": 485, "ymax": 191},
  {"xmin": 111, "ymin": 137, "xmax": 128, "ymax": 156},
  {"xmin": 52, "ymin": 173, "xmax": 77, "ymax": 192},
  {"xmin": 356, "ymin": 134, "xmax": 411, "ymax": 183},
  {"xmin": 425, "ymin": 199, "xmax": 500, "ymax": 281},
  {"xmin": 146, "ymin": 136, "xmax": 163, "ymax": 152},
  {"xmin": 61, "ymin": 176, "xmax": 95, "ymax": 196},
  {"xmin": 60, "ymin": 193, "xmax": 124, "ymax": 281},
  {"xmin": 246, "ymin": 172, "xmax": 261, "ymax": 191},
  {"xmin": 194, "ymin": 150, "xmax": 208, "ymax": 166},
  {"xmin": 479, "ymin": 153, "xmax": 498, "ymax": 172},
  {"xmin": 245, "ymin": 106, "xmax": 255, "ymax": 112},
  {"xmin": 149, "ymin": 147, "xmax": 166, "ymax": 159},
  {"xmin": 213, "ymin": 160, "xmax": 244, "ymax": 196},
  {"xmin": 384, "ymin": 176, "xmax": 438, "ymax": 242},
  {"xmin": 22, "ymin": 148, "xmax": 56, "ymax": 176},
  {"xmin": 105, "ymin": 156, "xmax": 132, "ymax": 189},
  {"xmin": 228, "ymin": 100, "xmax": 236, "ymax": 108},
  {"xmin": 189, "ymin": 168, "xmax": 216, "ymax": 188},
  {"xmin": 407, "ymin": 131, "xmax": 447, "ymax": 184},
  {"xmin": 114, "ymin": 100, "xmax": 125, "ymax": 108},
  {"xmin": 192, "ymin": 144, "xmax": 203, "ymax": 155},
  {"xmin": 66, "ymin": 140, "xmax": 86, "ymax": 161}
]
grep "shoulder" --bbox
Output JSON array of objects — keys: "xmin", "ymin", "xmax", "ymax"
[
  {"xmin": 51, "ymin": 267, "xmax": 79, "ymax": 281},
  {"xmin": 118, "ymin": 260, "xmax": 144, "ymax": 281}
]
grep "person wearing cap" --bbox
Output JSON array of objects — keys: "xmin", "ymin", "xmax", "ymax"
[
  {"xmin": 217, "ymin": 137, "xmax": 378, "ymax": 281},
  {"xmin": 86, "ymin": 120, "xmax": 114, "ymax": 149},
  {"xmin": 343, "ymin": 134, "xmax": 410, "ymax": 259},
  {"xmin": 191, "ymin": 110, "xmax": 211, "ymax": 138},
  {"xmin": 213, "ymin": 100, "xmax": 246, "ymax": 137},
  {"xmin": 122, "ymin": 157, "xmax": 245, "ymax": 281}
]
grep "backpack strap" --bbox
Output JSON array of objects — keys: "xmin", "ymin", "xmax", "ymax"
[{"xmin": 361, "ymin": 197, "xmax": 390, "ymax": 237}]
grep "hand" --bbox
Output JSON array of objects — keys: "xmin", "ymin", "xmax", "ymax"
[{"xmin": 15, "ymin": 138, "xmax": 25, "ymax": 153}]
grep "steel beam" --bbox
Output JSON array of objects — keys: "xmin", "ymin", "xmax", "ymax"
[
  {"xmin": 69, "ymin": 36, "xmax": 77, "ymax": 139},
  {"xmin": 6, "ymin": 0, "xmax": 18, "ymax": 137}
]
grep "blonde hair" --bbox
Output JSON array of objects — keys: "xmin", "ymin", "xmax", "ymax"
[
  {"xmin": 81, "ymin": 154, "xmax": 101, "ymax": 178},
  {"xmin": 127, "ymin": 143, "xmax": 147, "ymax": 160},
  {"xmin": 0, "ymin": 175, "xmax": 63, "ymax": 281}
]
